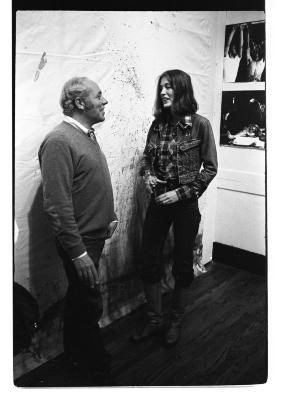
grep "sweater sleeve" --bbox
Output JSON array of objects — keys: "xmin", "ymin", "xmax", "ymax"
[{"xmin": 38, "ymin": 137, "xmax": 86, "ymax": 259}]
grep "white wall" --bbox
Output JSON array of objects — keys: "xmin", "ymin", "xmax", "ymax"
[
  {"xmin": 214, "ymin": 11, "xmax": 266, "ymax": 256},
  {"xmin": 200, "ymin": 11, "xmax": 226, "ymax": 264}
]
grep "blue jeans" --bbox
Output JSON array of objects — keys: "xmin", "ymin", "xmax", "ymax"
[{"xmin": 140, "ymin": 197, "xmax": 201, "ymax": 287}]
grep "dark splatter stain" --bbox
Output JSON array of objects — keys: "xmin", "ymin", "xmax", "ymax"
[
  {"xmin": 125, "ymin": 66, "xmax": 143, "ymax": 99},
  {"xmin": 34, "ymin": 51, "xmax": 47, "ymax": 82}
]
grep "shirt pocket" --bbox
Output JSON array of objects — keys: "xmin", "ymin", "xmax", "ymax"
[
  {"xmin": 178, "ymin": 138, "xmax": 201, "ymax": 167},
  {"xmin": 179, "ymin": 138, "xmax": 201, "ymax": 151}
]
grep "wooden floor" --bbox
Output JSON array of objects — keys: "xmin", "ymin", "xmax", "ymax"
[{"xmin": 15, "ymin": 262, "xmax": 267, "ymax": 386}]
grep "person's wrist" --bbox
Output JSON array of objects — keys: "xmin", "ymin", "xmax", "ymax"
[{"xmin": 190, "ymin": 188, "xmax": 199, "ymax": 199}]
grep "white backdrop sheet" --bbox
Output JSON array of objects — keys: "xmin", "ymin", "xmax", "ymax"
[{"xmin": 15, "ymin": 11, "xmax": 219, "ymax": 332}]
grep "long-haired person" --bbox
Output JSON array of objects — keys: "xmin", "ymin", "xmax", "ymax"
[{"xmin": 131, "ymin": 69, "xmax": 218, "ymax": 346}]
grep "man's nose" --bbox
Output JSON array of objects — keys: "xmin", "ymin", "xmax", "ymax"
[{"xmin": 102, "ymin": 97, "xmax": 108, "ymax": 105}]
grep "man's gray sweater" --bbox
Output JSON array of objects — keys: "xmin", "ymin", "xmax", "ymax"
[{"xmin": 38, "ymin": 121, "xmax": 116, "ymax": 259}]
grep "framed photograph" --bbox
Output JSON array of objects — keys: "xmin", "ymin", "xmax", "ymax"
[{"xmin": 220, "ymin": 90, "xmax": 265, "ymax": 149}]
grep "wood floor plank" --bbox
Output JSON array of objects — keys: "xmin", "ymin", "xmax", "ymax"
[{"xmin": 15, "ymin": 262, "xmax": 267, "ymax": 386}]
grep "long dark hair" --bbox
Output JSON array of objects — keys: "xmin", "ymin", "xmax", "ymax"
[{"xmin": 153, "ymin": 69, "xmax": 198, "ymax": 120}]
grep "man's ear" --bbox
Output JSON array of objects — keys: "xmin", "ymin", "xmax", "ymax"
[{"xmin": 74, "ymin": 97, "xmax": 85, "ymax": 111}]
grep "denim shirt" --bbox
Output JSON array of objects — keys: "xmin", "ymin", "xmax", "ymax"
[{"xmin": 140, "ymin": 113, "xmax": 218, "ymax": 199}]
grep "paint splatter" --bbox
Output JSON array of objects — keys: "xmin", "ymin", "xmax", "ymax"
[{"xmin": 34, "ymin": 52, "xmax": 47, "ymax": 82}]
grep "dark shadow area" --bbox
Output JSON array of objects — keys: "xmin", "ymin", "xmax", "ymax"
[
  {"xmin": 213, "ymin": 242, "xmax": 266, "ymax": 276},
  {"xmin": 14, "ymin": 184, "xmax": 67, "ymax": 378},
  {"xmin": 13, "ymin": 282, "xmax": 40, "ymax": 356},
  {"xmin": 14, "ymin": 183, "xmax": 67, "ymax": 381},
  {"xmin": 27, "ymin": 184, "xmax": 66, "ymax": 326}
]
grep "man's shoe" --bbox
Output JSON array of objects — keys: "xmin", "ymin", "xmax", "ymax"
[{"xmin": 164, "ymin": 321, "xmax": 181, "ymax": 347}]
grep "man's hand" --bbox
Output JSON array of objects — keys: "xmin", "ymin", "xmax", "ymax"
[
  {"xmin": 144, "ymin": 175, "xmax": 166, "ymax": 194},
  {"xmin": 73, "ymin": 253, "xmax": 99, "ymax": 288},
  {"xmin": 155, "ymin": 190, "xmax": 179, "ymax": 205},
  {"xmin": 106, "ymin": 220, "xmax": 118, "ymax": 239}
]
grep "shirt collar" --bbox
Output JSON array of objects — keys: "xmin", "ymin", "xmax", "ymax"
[
  {"xmin": 168, "ymin": 115, "xmax": 192, "ymax": 130},
  {"xmin": 177, "ymin": 115, "xmax": 192, "ymax": 130},
  {"xmin": 63, "ymin": 115, "xmax": 90, "ymax": 134}
]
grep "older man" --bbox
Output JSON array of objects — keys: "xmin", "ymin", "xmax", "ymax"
[{"xmin": 38, "ymin": 77, "xmax": 118, "ymax": 385}]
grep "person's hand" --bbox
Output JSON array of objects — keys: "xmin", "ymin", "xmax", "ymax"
[
  {"xmin": 232, "ymin": 25, "xmax": 236, "ymax": 32},
  {"xmin": 227, "ymin": 130, "xmax": 235, "ymax": 140},
  {"xmin": 73, "ymin": 253, "xmax": 99, "ymax": 288},
  {"xmin": 155, "ymin": 190, "xmax": 179, "ymax": 205},
  {"xmin": 144, "ymin": 175, "xmax": 166, "ymax": 194},
  {"xmin": 106, "ymin": 220, "xmax": 118, "ymax": 239}
]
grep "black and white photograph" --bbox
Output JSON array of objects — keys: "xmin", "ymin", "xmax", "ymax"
[
  {"xmin": 12, "ymin": 5, "xmax": 268, "ymax": 390},
  {"xmin": 223, "ymin": 20, "xmax": 265, "ymax": 83},
  {"xmin": 220, "ymin": 90, "xmax": 265, "ymax": 148}
]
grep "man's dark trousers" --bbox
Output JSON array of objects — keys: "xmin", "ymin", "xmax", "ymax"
[{"xmin": 57, "ymin": 238, "xmax": 109, "ymax": 383}]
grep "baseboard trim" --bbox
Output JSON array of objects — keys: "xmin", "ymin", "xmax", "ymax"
[{"xmin": 212, "ymin": 242, "xmax": 266, "ymax": 276}]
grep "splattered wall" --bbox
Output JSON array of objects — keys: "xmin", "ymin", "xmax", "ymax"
[{"xmin": 15, "ymin": 11, "xmax": 220, "ymax": 367}]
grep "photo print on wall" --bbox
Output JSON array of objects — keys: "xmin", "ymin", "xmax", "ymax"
[
  {"xmin": 220, "ymin": 90, "xmax": 265, "ymax": 149},
  {"xmin": 223, "ymin": 20, "xmax": 265, "ymax": 83}
]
